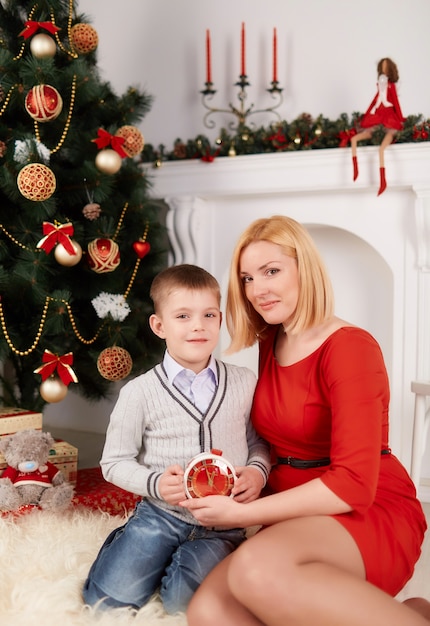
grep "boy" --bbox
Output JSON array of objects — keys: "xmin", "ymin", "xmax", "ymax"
[{"xmin": 82, "ymin": 264, "xmax": 271, "ymax": 614}]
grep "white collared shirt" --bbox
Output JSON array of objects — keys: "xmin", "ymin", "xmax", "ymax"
[{"xmin": 163, "ymin": 350, "xmax": 218, "ymax": 413}]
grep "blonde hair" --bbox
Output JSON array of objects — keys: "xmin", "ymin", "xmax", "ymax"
[
  {"xmin": 150, "ymin": 264, "xmax": 221, "ymax": 314},
  {"xmin": 226, "ymin": 215, "xmax": 334, "ymax": 353}
]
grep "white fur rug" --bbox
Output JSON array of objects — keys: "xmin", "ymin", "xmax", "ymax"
[{"xmin": 0, "ymin": 507, "xmax": 187, "ymax": 626}]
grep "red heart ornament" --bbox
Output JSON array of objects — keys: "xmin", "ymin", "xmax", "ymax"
[{"xmin": 133, "ymin": 241, "xmax": 151, "ymax": 259}]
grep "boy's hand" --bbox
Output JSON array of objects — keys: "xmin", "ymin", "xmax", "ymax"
[
  {"xmin": 231, "ymin": 466, "xmax": 265, "ymax": 503},
  {"xmin": 158, "ymin": 464, "xmax": 186, "ymax": 505}
]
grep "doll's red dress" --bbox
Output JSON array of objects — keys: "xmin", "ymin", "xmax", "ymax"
[
  {"xmin": 360, "ymin": 76, "xmax": 404, "ymax": 130},
  {"xmin": 251, "ymin": 326, "xmax": 426, "ymax": 596}
]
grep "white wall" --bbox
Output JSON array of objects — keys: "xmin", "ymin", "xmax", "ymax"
[
  {"xmin": 47, "ymin": 0, "xmax": 430, "ymax": 472},
  {"xmin": 79, "ymin": 0, "xmax": 430, "ymax": 149}
]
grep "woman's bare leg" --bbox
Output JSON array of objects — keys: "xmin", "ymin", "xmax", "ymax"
[
  {"xmin": 224, "ymin": 516, "xmax": 430, "ymax": 626},
  {"xmin": 187, "ymin": 552, "xmax": 264, "ymax": 626},
  {"xmin": 403, "ymin": 598, "xmax": 430, "ymax": 619}
]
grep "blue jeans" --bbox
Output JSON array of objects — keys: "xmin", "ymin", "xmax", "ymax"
[{"xmin": 82, "ymin": 499, "xmax": 245, "ymax": 614}]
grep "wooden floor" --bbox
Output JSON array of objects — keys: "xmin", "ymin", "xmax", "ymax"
[{"xmin": 46, "ymin": 426, "xmax": 430, "ymax": 602}]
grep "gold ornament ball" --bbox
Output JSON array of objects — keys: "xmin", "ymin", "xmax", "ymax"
[
  {"xmin": 30, "ymin": 33, "xmax": 57, "ymax": 58},
  {"xmin": 17, "ymin": 163, "xmax": 56, "ymax": 201},
  {"xmin": 97, "ymin": 347, "xmax": 133, "ymax": 381},
  {"xmin": 95, "ymin": 149, "xmax": 122, "ymax": 175},
  {"xmin": 25, "ymin": 84, "xmax": 63, "ymax": 122},
  {"xmin": 54, "ymin": 240, "xmax": 83, "ymax": 266},
  {"xmin": 115, "ymin": 125, "xmax": 145, "ymax": 157},
  {"xmin": 70, "ymin": 23, "xmax": 99, "ymax": 54},
  {"xmin": 40, "ymin": 376, "xmax": 68, "ymax": 403}
]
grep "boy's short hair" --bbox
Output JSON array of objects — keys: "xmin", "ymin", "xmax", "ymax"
[{"xmin": 150, "ymin": 264, "xmax": 221, "ymax": 313}]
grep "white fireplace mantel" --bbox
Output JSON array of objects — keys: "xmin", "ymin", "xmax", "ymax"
[{"xmin": 146, "ymin": 143, "xmax": 430, "ymax": 486}]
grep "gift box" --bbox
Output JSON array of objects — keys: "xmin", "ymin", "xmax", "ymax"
[
  {"xmin": 0, "ymin": 439, "xmax": 78, "ymax": 486},
  {"xmin": 72, "ymin": 467, "xmax": 141, "ymax": 515},
  {"xmin": 0, "ymin": 407, "xmax": 42, "ymax": 438},
  {"xmin": 48, "ymin": 439, "xmax": 78, "ymax": 485}
]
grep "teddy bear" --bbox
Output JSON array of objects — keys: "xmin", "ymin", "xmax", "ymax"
[{"xmin": 0, "ymin": 429, "xmax": 74, "ymax": 512}]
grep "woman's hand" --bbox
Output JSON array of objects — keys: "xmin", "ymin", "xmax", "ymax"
[{"xmin": 180, "ymin": 494, "xmax": 246, "ymax": 527}]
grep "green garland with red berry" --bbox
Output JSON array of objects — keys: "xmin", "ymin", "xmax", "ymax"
[{"xmin": 140, "ymin": 112, "xmax": 430, "ymax": 165}]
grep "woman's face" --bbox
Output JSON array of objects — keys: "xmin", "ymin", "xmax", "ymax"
[{"xmin": 239, "ymin": 240, "xmax": 299, "ymax": 327}]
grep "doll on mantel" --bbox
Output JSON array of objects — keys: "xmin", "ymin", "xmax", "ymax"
[{"xmin": 350, "ymin": 57, "xmax": 405, "ymax": 196}]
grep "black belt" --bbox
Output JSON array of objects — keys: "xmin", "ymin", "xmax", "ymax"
[{"xmin": 277, "ymin": 448, "xmax": 391, "ymax": 470}]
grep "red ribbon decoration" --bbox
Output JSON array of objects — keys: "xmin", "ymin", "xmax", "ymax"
[
  {"xmin": 19, "ymin": 21, "xmax": 61, "ymax": 39},
  {"xmin": 34, "ymin": 350, "xmax": 78, "ymax": 385},
  {"xmin": 413, "ymin": 125, "xmax": 429, "ymax": 140},
  {"xmin": 338, "ymin": 128, "xmax": 357, "ymax": 148},
  {"xmin": 36, "ymin": 222, "xmax": 76, "ymax": 255},
  {"xmin": 92, "ymin": 129, "xmax": 128, "ymax": 158}
]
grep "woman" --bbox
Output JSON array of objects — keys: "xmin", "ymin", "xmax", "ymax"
[
  {"xmin": 350, "ymin": 57, "xmax": 404, "ymax": 195},
  {"xmin": 181, "ymin": 215, "xmax": 429, "ymax": 625}
]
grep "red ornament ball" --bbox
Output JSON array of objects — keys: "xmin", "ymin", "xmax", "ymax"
[
  {"xmin": 87, "ymin": 238, "xmax": 120, "ymax": 273},
  {"xmin": 25, "ymin": 84, "xmax": 63, "ymax": 122},
  {"xmin": 115, "ymin": 125, "xmax": 145, "ymax": 158},
  {"xmin": 97, "ymin": 347, "xmax": 133, "ymax": 381},
  {"xmin": 70, "ymin": 23, "xmax": 99, "ymax": 54},
  {"xmin": 17, "ymin": 163, "xmax": 56, "ymax": 201}
]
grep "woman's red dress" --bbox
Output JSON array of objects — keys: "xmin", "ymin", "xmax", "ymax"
[{"xmin": 251, "ymin": 326, "xmax": 427, "ymax": 596}]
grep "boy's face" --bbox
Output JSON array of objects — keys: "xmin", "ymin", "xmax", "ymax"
[{"xmin": 149, "ymin": 287, "xmax": 221, "ymax": 373}]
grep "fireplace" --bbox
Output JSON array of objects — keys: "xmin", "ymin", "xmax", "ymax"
[{"xmin": 147, "ymin": 143, "xmax": 430, "ymax": 481}]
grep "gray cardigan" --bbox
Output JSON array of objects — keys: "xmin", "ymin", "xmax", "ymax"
[{"xmin": 100, "ymin": 359, "xmax": 271, "ymax": 524}]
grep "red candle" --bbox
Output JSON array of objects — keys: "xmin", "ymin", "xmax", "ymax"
[
  {"xmin": 273, "ymin": 28, "xmax": 278, "ymax": 82},
  {"xmin": 206, "ymin": 29, "xmax": 212, "ymax": 83},
  {"xmin": 241, "ymin": 22, "xmax": 246, "ymax": 76}
]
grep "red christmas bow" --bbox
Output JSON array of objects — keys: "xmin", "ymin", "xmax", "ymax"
[
  {"xmin": 92, "ymin": 129, "xmax": 128, "ymax": 158},
  {"xmin": 34, "ymin": 350, "xmax": 78, "ymax": 385},
  {"xmin": 413, "ymin": 126, "xmax": 429, "ymax": 140},
  {"xmin": 36, "ymin": 222, "xmax": 76, "ymax": 255},
  {"xmin": 19, "ymin": 21, "xmax": 60, "ymax": 39},
  {"xmin": 338, "ymin": 128, "xmax": 357, "ymax": 148}
]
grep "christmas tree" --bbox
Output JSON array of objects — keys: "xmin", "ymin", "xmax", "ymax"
[{"xmin": 0, "ymin": 0, "xmax": 167, "ymax": 412}]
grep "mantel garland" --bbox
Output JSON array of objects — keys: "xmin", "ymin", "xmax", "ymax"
[{"xmin": 140, "ymin": 111, "xmax": 430, "ymax": 166}]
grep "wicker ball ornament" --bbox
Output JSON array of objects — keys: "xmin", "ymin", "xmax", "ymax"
[
  {"xmin": 17, "ymin": 163, "xmax": 56, "ymax": 201},
  {"xmin": 87, "ymin": 238, "xmax": 120, "ymax": 273},
  {"xmin": 70, "ymin": 23, "xmax": 99, "ymax": 54},
  {"xmin": 97, "ymin": 346, "xmax": 133, "ymax": 381},
  {"xmin": 115, "ymin": 125, "xmax": 145, "ymax": 157},
  {"xmin": 25, "ymin": 84, "xmax": 63, "ymax": 122}
]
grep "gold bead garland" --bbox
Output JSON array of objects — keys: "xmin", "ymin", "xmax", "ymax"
[
  {"xmin": 123, "ymin": 221, "xmax": 149, "ymax": 299},
  {"xmin": 13, "ymin": 5, "xmax": 37, "ymax": 61},
  {"xmin": 0, "ymin": 84, "xmax": 18, "ymax": 118},
  {"xmin": 34, "ymin": 74, "xmax": 77, "ymax": 154},
  {"xmin": 0, "ymin": 296, "xmax": 50, "ymax": 356},
  {"xmin": 52, "ymin": 1, "xmax": 79, "ymax": 59},
  {"xmin": 112, "ymin": 202, "xmax": 129, "ymax": 241},
  {"xmin": 0, "ymin": 295, "xmax": 105, "ymax": 356}
]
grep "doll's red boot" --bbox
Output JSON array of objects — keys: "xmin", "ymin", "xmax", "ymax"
[
  {"xmin": 352, "ymin": 156, "xmax": 358, "ymax": 181},
  {"xmin": 378, "ymin": 167, "xmax": 387, "ymax": 196}
]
